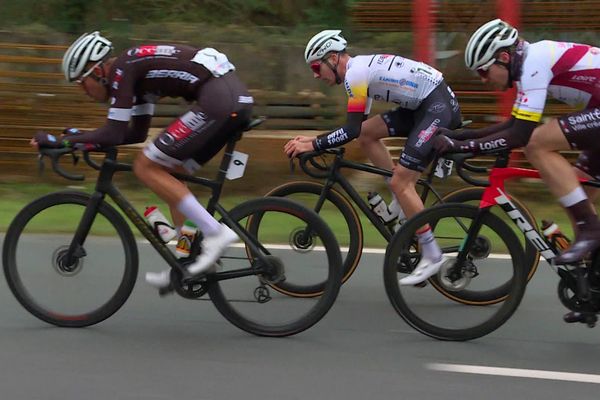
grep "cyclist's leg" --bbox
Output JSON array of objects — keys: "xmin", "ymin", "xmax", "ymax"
[
  {"xmin": 136, "ymin": 73, "xmax": 253, "ymax": 287},
  {"xmin": 396, "ymin": 81, "xmax": 462, "ymax": 285},
  {"xmin": 358, "ymin": 112, "xmax": 411, "ymax": 171},
  {"xmin": 575, "ymin": 150, "xmax": 600, "ymax": 201},
  {"xmin": 524, "ymin": 115, "xmax": 600, "ymax": 263},
  {"xmin": 373, "ymin": 108, "xmax": 414, "ymax": 214}
]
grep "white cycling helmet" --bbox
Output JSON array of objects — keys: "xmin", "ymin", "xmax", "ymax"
[
  {"xmin": 304, "ymin": 29, "xmax": 347, "ymax": 63},
  {"xmin": 62, "ymin": 31, "xmax": 113, "ymax": 82},
  {"xmin": 465, "ymin": 19, "xmax": 518, "ymax": 70}
]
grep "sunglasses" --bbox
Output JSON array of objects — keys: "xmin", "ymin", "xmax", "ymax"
[
  {"xmin": 75, "ymin": 61, "xmax": 103, "ymax": 84},
  {"xmin": 476, "ymin": 58, "xmax": 496, "ymax": 79},
  {"xmin": 310, "ymin": 61, "xmax": 322, "ymax": 75}
]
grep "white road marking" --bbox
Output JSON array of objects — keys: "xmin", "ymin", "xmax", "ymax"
[
  {"xmin": 427, "ymin": 363, "xmax": 600, "ymax": 384},
  {"xmin": 138, "ymin": 240, "xmax": 512, "ymax": 258}
]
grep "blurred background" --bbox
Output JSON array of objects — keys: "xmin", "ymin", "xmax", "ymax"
[{"xmin": 1, "ymin": 0, "xmax": 600, "ymax": 235}]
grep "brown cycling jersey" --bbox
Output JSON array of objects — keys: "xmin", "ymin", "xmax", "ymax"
[{"xmin": 66, "ymin": 44, "xmax": 222, "ymax": 147}]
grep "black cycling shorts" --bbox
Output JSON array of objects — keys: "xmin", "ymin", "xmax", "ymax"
[
  {"xmin": 145, "ymin": 72, "xmax": 253, "ymax": 172},
  {"xmin": 557, "ymin": 107, "xmax": 600, "ymax": 179},
  {"xmin": 381, "ymin": 81, "xmax": 462, "ymax": 172}
]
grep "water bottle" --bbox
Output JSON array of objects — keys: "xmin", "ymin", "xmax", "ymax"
[
  {"xmin": 541, "ymin": 219, "xmax": 571, "ymax": 251},
  {"xmin": 176, "ymin": 220, "xmax": 198, "ymax": 258},
  {"xmin": 144, "ymin": 206, "xmax": 177, "ymax": 243},
  {"xmin": 367, "ymin": 192, "xmax": 397, "ymax": 224}
]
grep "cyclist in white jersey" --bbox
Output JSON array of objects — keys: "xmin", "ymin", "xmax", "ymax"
[
  {"xmin": 433, "ymin": 19, "xmax": 600, "ymax": 322},
  {"xmin": 285, "ymin": 30, "xmax": 462, "ymax": 285}
]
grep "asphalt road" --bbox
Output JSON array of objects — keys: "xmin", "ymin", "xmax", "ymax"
[{"xmin": 1, "ymin": 240, "xmax": 599, "ymax": 400}]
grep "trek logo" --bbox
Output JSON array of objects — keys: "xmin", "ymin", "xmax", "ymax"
[
  {"xmin": 145, "ymin": 70, "xmax": 199, "ymax": 83},
  {"xmin": 567, "ymin": 108, "xmax": 600, "ymax": 125},
  {"xmin": 494, "ymin": 189, "xmax": 554, "ymax": 259},
  {"xmin": 479, "ymin": 138, "xmax": 506, "ymax": 151}
]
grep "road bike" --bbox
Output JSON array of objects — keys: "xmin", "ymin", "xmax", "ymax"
[
  {"xmin": 2, "ymin": 119, "xmax": 343, "ymax": 337},
  {"xmin": 264, "ymin": 147, "xmax": 539, "ymax": 304},
  {"xmin": 384, "ymin": 150, "xmax": 600, "ymax": 341}
]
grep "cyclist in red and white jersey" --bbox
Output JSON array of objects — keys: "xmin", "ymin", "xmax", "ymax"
[
  {"xmin": 30, "ymin": 32, "xmax": 254, "ymax": 291},
  {"xmin": 433, "ymin": 19, "xmax": 600, "ymax": 313},
  {"xmin": 285, "ymin": 30, "xmax": 463, "ymax": 285}
]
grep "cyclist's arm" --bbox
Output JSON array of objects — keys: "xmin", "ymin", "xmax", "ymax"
[
  {"xmin": 450, "ymin": 118, "xmax": 515, "ymax": 140},
  {"xmin": 460, "ymin": 117, "xmax": 537, "ymax": 153},
  {"xmin": 312, "ymin": 112, "xmax": 364, "ymax": 150},
  {"xmin": 63, "ymin": 114, "xmax": 152, "ymax": 147},
  {"xmin": 313, "ymin": 68, "xmax": 369, "ymax": 150},
  {"xmin": 436, "ymin": 117, "xmax": 537, "ymax": 155}
]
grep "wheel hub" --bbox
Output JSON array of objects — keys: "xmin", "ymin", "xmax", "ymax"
[
  {"xmin": 52, "ymin": 246, "xmax": 83, "ymax": 276},
  {"xmin": 438, "ymin": 259, "xmax": 477, "ymax": 291},
  {"xmin": 289, "ymin": 227, "xmax": 315, "ymax": 253}
]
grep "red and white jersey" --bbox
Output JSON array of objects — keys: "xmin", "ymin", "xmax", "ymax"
[{"xmin": 513, "ymin": 40, "xmax": 600, "ymax": 122}]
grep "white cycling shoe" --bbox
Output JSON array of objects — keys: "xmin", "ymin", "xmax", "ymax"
[
  {"xmin": 145, "ymin": 270, "xmax": 171, "ymax": 289},
  {"xmin": 145, "ymin": 223, "xmax": 239, "ymax": 289},
  {"xmin": 187, "ymin": 223, "xmax": 238, "ymax": 274},
  {"xmin": 399, "ymin": 256, "xmax": 446, "ymax": 286}
]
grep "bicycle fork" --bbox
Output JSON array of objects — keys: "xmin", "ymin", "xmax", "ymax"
[{"xmin": 61, "ymin": 192, "xmax": 105, "ymax": 267}]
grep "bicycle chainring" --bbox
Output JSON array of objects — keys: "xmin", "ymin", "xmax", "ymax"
[
  {"xmin": 170, "ymin": 269, "xmax": 209, "ymax": 299},
  {"xmin": 256, "ymin": 255, "xmax": 286, "ymax": 284}
]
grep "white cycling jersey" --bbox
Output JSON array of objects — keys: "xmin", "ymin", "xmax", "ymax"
[
  {"xmin": 513, "ymin": 40, "xmax": 600, "ymax": 122},
  {"xmin": 344, "ymin": 54, "xmax": 443, "ymax": 114}
]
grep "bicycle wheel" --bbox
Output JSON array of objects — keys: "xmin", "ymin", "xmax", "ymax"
[
  {"xmin": 207, "ymin": 197, "xmax": 342, "ymax": 337},
  {"xmin": 433, "ymin": 187, "xmax": 540, "ymax": 304},
  {"xmin": 384, "ymin": 203, "xmax": 527, "ymax": 341},
  {"xmin": 2, "ymin": 191, "xmax": 139, "ymax": 327},
  {"xmin": 264, "ymin": 181, "xmax": 362, "ymax": 296}
]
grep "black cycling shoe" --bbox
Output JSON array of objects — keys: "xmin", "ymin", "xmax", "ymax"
[
  {"xmin": 563, "ymin": 311, "xmax": 585, "ymax": 323},
  {"xmin": 564, "ymin": 311, "xmax": 598, "ymax": 327},
  {"xmin": 554, "ymin": 233, "xmax": 600, "ymax": 264}
]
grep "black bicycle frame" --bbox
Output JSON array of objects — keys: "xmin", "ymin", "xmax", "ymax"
[
  {"xmin": 300, "ymin": 150, "xmax": 447, "ymax": 241},
  {"xmin": 60, "ymin": 137, "xmax": 273, "ymax": 283}
]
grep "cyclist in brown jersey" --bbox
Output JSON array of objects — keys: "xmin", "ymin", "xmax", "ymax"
[{"xmin": 31, "ymin": 32, "xmax": 254, "ymax": 290}]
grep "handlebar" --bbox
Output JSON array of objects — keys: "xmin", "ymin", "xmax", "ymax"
[
  {"xmin": 37, "ymin": 146, "xmax": 118, "ymax": 181},
  {"xmin": 443, "ymin": 153, "xmax": 490, "ymax": 187},
  {"xmin": 37, "ymin": 147, "xmax": 85, "ymax": 181},
  {"xmin": 295, "ymin": 148, "xmax": 346, "ymax": 179}
]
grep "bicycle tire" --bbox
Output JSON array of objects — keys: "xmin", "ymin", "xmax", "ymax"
[
  {"xmin": 207, "ymin": 197, "xmax": 343, "ymax": 337},
  {"xmin": 384, "ymin": 203, "xmax": 527, "ymax": 341},
  {"xmin": 431, "ymin": 187, "xmax": 539, "ymax": 305},
  {"xmin": 2, "ymin": 191, "xmax": 139, "ymax": 327},
  {"xmin": 264, "ymin": 181, "xmax": 363, "ymax": 297}
]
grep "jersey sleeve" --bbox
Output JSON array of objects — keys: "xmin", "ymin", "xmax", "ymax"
[
  {"xmin": 344, "ymin": 67, "xmax": 370, "ymax": 114},
  {"xmin": 107, "ymin": 62, "xmax": 138, "ymax": 123},
  {"xmin": 511, "ymin": 45, "xmax": 553, "ymax": 122}
]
